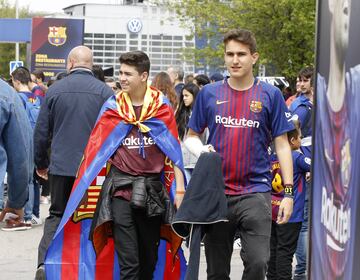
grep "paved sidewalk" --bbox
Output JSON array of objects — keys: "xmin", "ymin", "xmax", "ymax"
[{"xmin": 0, "ymin": 204, "xmax": 244, "ymax": 280}]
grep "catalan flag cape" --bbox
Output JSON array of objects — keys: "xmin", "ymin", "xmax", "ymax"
[{"xmin": 45, "ymin": 87, "xmax": 187, "ymax": 280}]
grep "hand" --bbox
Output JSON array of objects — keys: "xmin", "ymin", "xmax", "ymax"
[
  {"xmin": 207, "ymin": 144, "xmax": 216, "ymax": 152},
  {"xmin": 36, "ymin": 168, "xmax": 49, "ymax": 180},
  {"xmin": 277, "ymin": 197, "xmax": 293, "ymax": 224},
  {"xmin": 175, "ymin": 190, "xmax": 185, "ymax": 209},
  {"xmin": 0, "ymin": 204, "xmax": 24, "ymax": 222}
]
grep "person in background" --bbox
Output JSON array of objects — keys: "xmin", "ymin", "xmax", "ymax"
[
  {"xmin": 34, "ymin": 45, "xmax": 113, "ymax": 279},
  {"xmin": 151, "ymin": 71, "xmax": 178, "ymax": 110},
  {"xmin": 184, "ymin": 73, "xmax": 194, "ymax": 84},
  {"xmin": 92, "ymin": 64, "xmax": 105, "ymax": 82},
  {"xmin": 267, "ymin": 119, "xmax": 311, "ymax": 280},
  {"xmin": 105, "ymin": 77, "xmax": 121, "ymax": 93},
  {"xmin": 175, "ymin": 83, "xmax": 201, "ymax": 182},
  {"xmin": 0, "ymin": 78, "xmax": 33, "ymax": 231},
  {"xmin": 11, "ymin": 66, "xmax": 42, "ymax": 228},
  {"xmin": 210, "ymin": 72, "xmax": 224, "ymax": 83},
  {"xmin": 194, "ymin": 74, "xmax": 211, "ymax": 89},
  {"xmin": 167, "ymin": 65, "xmax": 185, "ymax": 97}
]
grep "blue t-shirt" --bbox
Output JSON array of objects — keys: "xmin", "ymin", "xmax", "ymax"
[
  {"xmin": 290, "ymin": 94, "xmax": 313, "ymax": 137},
  {"xmin": 271, "ymin": 151, "xmax": 311, "ymax": 222},
  {"xmin": 188, "ymin": 78, "xmax": 294, "ymax": 195}
]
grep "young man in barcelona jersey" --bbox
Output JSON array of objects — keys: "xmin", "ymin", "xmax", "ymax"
[
  {"xmin": 185, "ymin": 29, "xmax": 295, "ymax": 279},
  {"xmin": 88, "ymin": 51, "xmax": 186, "ymax": 280}
]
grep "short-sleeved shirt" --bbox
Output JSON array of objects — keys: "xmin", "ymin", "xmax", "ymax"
[
  {"xmin": 271, "ymin": 151, "xmax": 311, "ymax": 222},
  {"xmin": 290, "ymin": 94, "xmax": 313, "ymax": 137},
  {"xmin": 110, "ymin": 105, "xmax": 165, "ymax": 176},
  {"xmin": 188, "ymin": 78, "xmax": 294, "ymax": 195}
]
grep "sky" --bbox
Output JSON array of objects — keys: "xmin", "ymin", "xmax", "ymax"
[{"xmin": 8, "ymin": 0, "xmax": 117, "ymax": 14}]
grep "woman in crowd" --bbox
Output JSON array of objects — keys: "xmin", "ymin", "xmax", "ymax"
[
  {"xmin": 151, "ymin": 72, "xmax": 178, "ymax": 110},
  {"xmin": 175, "ymin": 83, "xmax": 202, "ymax": 182}
]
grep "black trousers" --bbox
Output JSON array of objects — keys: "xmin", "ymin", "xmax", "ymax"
[
  {"xmin": 111, "ymin": 197, "xmax": 162, "ymax": 280},
  {"xmin": 204, "ymin": 192, "xmax": 272, "ymax": 280},
  {"xmin": 37, "ymin": 175, "xmax": 75, "ymax": 266},
  {"xmin": 267, "ymin": 221, "xmax": 302, "ymax": 280}
]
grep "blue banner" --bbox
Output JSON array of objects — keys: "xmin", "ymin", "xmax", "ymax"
[
  {"xmin": 310, "ymin": 0, "xmax": 360, "ymax": 279},
  {"xmin": 30, "ymin": 17, "xmax": 84, "ymax": 81}
]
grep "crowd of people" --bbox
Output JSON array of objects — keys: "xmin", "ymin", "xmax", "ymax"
[{"xmin": 0, "ymin": 28, "xmax": 314, "ymax": 280}]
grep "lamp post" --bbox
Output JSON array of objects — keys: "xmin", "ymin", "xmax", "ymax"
[{"xmin": 15, "ymin": 0, "xmax": 19, "ymax": 61}]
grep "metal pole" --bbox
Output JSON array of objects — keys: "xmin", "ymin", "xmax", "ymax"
[{"xmin": 15, "ymin": 0, "xmax": 19, "ymax": 61}]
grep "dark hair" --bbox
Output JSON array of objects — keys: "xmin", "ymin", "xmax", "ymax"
[
  {"xmin": 175, "ymin": 83, "xmax": 200, "ymax": 140},
  {"xmin": 184, "ymin": 73, "xmax": 194, "ymax": 84},
  {"xmin": 151, "ymin": 72, "xmax": 178, "ymax": 109},
  {"xmin": 194, "ymin": 74, "xmax": 210, "ymax": 87},
  {"xmin": 119, "ymin": 51, "xmax": 150, "ymax": 74},
  {"xmin": 298, "ymin": 66, "xmax": 314, "ymax": 86},
  {"xmin": 32, "ymin": 69, "xmax": 45, "ymax": 81},
  {"xmin": 92, "ymin": 65, "xmax": 105, "ymax": 82},
  {"xmin": 223, "ymin": 29, "xmax": 257, "ymax": 54},
  {"xmin": 11, "ymin": 66, "xmax": 31, "ymax": 84},
  {"xmin": 287, "ymin": 119, "xmax": 301, "ymax": 142}
]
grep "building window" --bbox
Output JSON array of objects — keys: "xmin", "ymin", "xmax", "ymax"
[
  {"xmin": 174, "ymin": 36, "xmax": 182, "ymax": 40},
  {"xmin": 105, "ymin": 34, "xmax": 115, "ymax": 38},
  {"xmin": 151, "ymin": 35, "xmax": 161, "ymax": 40},
  {"xmin": 94, "ymin": 33, "xmax": 104, "ymax": 38},
  {"xmin": 130, "ymin": 34, "xmax": 138, "ymax": 39},
  {"xmin": 142, "ymin": 35, "xmax": 147, "ymax": 39},
  {"xmin": 116, "ymin": 34, "xmax": 126, "ymax": 39},
  {"xmin": 94, "ymin": 39, "xmax": 104, "ymax": 44},
  {"xmin": 130, "ymin": 40, "xmax": 139, "ymax": 45}
]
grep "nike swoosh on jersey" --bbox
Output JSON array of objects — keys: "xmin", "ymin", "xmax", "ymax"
[{"xmin": 216, "ymin": 100, "xmax": 230, "ymax": 105}]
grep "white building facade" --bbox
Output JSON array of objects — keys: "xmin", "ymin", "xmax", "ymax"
[{"xmin": 63, "ymin": 1, "xmax": 195, "ymax": 78}]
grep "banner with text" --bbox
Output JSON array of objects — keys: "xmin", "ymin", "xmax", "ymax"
[
  {"xmin": 310, "ymin": 0, "xmax": 360, "ymax": 279},
  {"xmin": 31, "ymin": 17, "xmax": 84, "ymax": 80}
]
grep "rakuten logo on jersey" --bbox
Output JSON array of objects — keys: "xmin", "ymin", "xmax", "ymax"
[
  {"xmin": 122, "ymin": 135, "xmax": 155, "ymax": 149},
  {"xmin": 215, "ymin": 115, "xmax": 260, "ymax": 128}
]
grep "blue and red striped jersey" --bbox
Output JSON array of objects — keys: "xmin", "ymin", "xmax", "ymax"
[
  {"xmin": 271, "ymin": 151, "xmax": 311, "ymax": 223},
  {"xmin": 188, "ymin": 78, "xmax": 294, "ymax": 195}
]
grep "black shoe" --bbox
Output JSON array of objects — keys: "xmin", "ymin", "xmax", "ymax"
[{"xmin": 35, "ymin": 265, "xmax": 46, "ymax": 280}]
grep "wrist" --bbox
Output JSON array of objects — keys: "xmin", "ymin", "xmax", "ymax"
[{"xmin": 284, "ymin": 184, "xmax": 294, "ymax": 198}]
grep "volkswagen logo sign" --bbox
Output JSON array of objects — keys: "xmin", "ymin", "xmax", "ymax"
[{"xmin": 127, "ymin": 18, "xmax": 143, "ymax": 33}]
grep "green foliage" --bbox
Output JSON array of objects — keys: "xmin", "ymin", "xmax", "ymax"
[
  {"xmin": 0, "ymin": 0, "xmax": 31, "ymax": 78},
  {"xmin": 162, "ymin": 0, "xmax": 316, "ymax": 80}
]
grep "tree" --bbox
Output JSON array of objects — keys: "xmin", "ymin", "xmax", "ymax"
[
  {"xmin": 161, "ymin": 0, "xmax": 316, "ymax": 80},
  {"xmin": 0, "ymin": 0, "xmax": 32, "ymax": 78}
]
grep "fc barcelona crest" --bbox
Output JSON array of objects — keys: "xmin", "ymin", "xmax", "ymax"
[
  {"xmin": 48, "ymin": 26, "xmax": 67, "ymax": 46},
  {"xmin": 250, "ymin": 100, "xmax": 263, "ymax": 113}
]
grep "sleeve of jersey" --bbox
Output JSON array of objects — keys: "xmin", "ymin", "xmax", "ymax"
[
  {"xmin": 292, "ymin": 105, "xmax": 309, "ymax": 130},
  {"xmin": 187, "ymin": 88, "xmax": 207, "ymax": 134},
  {"xmin": 270, "ymin": 88, "xmax": 294, "ymax": 138},
  {"xmin": 295, "ymin": 153, "xmax": 311, "ymax": 172}
]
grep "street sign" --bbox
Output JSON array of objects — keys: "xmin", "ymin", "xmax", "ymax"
[{"xmin": 9, "ymin": 60, "xmax": 24, "ymax": 75}]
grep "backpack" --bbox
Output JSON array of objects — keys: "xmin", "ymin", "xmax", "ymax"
[{"xmin": 18, "ymin": 93, "xmax": 41, "ymax": 129}]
